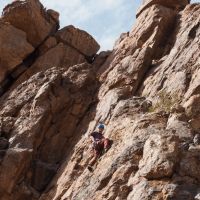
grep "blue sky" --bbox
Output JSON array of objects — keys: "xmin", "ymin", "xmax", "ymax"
[{"xmin": 0, "ymin": 0, "xmax": 199, "ymax": 50}]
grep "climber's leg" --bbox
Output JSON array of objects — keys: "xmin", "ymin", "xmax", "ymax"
[
  {"xmin": 90, "ymin": 152, "xmax": 98, "ymax": 166},
  {"xmin": 103, "ymin": 138, "xmax": 110, "ymax": 152},
  {"xmin": 88, "ymin": 147, "xmax": 100, "ymax": 166},
  {"xmin": 87, "ymin": 148, "xmax": 100, "ymax": 172}
]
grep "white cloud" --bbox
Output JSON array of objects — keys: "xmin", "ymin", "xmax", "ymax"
[
  {"xmin": 99, "ymin": 34, "xmax": 119, "ymax": 50},
  {"xmin": 0, "ymin": 0, "xmax": 9, "ymax": 14},
  {"xmin": 41, "ymin": 0, "xmax": 137, "ymax": 50},
  {"xmin": 41, "ymin": 0, "xmax": 126, "ymax": 25},
  {"xmin": 1, "ymin": 0, "xmax": 199, "ymax": 50},
  {"xmin": 0, "ymin": 0, "xmax": 138, "ymax": 50}
]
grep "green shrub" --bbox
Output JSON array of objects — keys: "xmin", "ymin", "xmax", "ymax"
[{"xmin": 148, "ymin": 91, "xmax": 179, "ymax": 113}]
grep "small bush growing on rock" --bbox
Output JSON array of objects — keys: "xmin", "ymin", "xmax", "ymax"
[{"xmin": 148, "ymin": 91, "xmax": 180, "ymax": 113}]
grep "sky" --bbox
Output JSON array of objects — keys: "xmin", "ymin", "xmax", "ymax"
[{"xmin": 0, "ymin": 0, "xmax": 199, "ymax": 51}]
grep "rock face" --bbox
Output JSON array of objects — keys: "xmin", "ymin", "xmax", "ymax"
[
  {"xmin": 0, "ymin": 63, "xmax": 97, "ymax": 200},
  {"xmin": 0, "ymin": 0, "xmax": 200, "ymax": 200},
  {"xmin": 137, "ymin": 0, "xmax": 190, "ymax": 17},
  {"xmin": 56, "ymin": 25, "xmax": 100, "ymax": 57},
  {"xmin": 0, "ymin": 21, "xmax": 34, "ymax": 82},
  {"xmin": 2, "ymin": 0, "xmax": 59, "ymax": 47},
  {"xmin": 138, "ymin": 134, "xmax": 179, "ymax": 179}
]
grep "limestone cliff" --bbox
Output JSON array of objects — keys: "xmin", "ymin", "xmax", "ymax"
[{"xmin": 0, "ymin": 0, "xmax": 200, "ymax": 199}]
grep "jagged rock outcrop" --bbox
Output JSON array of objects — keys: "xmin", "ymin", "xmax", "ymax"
[
  {"xmin": 2, "ymin": 0, "xmax": 59, "ymax": 47},
  {"xmin": 137, "ymin": 0, "xmax": 190, "ymax": 17},
  {"xmin": 0, "ymin": 63, "xmax": 97, "ymax": 200},
  {"xmin": 0, "ymin": 0, "xmax": 100, "ymax": 97},
  {"xmin": 0, "ymin": 20, "xmax": 34, "ymax": 82},
  {"xmin": 55, "ymin": 25, "xmax": 100, "ymax": 57},
  {"xmin": 0, "ymin": 0, "xmax": 200, "ymax": 200},
  {"xmin": 138, "ymin": 134, "xmax": 180, "ymax": 179}
]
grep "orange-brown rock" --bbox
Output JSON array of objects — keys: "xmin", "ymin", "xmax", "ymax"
[
  {"xmin": 38, "ymin": 36, "xmax": 58, "ymax": 55},
  {"xmin": 14, "ymin": 43, "xmax": 87, "ymax": 85},
  {"xmin": 0, "ymin": 0, "xmax": 200, "ymax": 200},
  {"xmin": 138, "ymin": 134, "xmax": 179, "ymax": 179},
  {"xmin": 0, "ymin": 63, "xmax": 97, "ymax": 199},
  {"xmin": 139, "ymin": 4, "xmax": 200, "ymax": 103},
  {"xmin": 2, "ymin": 0, "xmax": 59, "ymax": 47},
  {"xmin": 137, "ymin": 0, "xmax": 189, "ymax": 17},
  {"xmin": 56, "ymin": 25, "xmax": 100, "ymax": 57},
  {"xmin": 0, "ymin": 21, "xmax": 34, "ymax": 82}
]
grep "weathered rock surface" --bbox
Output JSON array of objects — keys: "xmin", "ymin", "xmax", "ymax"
[
  {"xmin": 0, "ymin": 63, "xmax": 97, "ymax": 199},
  {"xmin": 56, "ymin": 25, "xmax": 100, "ymax": 57},
  {"xmin": 98, "ymin": 4, "xmax": 176, "ymax": 98},
  {"xmin": 0, "ymin": 21, "xmax": 34, "ymax": 82},
  {"xmin": 13, "ymin": 43, "xmax": 87, "ymax": 85},
  {"xmin": 137, "ymin": 0, "xmax": 190, "ymax": 17},
  {"xmin": 0, "ymin": 0, "xmax": 200, "ymax": 200},
  {"xmin": 0, "ymin": 0, "xmax": 100, "ymax": 95},
  {"xmin": 2, "ymin": 0, "xmax": 59, "ymax": 47},
  {"xmin": 138, "ymin": 134, "xmax": 179, "ymax": 179}
]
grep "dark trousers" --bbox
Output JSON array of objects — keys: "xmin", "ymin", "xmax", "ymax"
[{"xmin": 89, "ymin": 138, "xmax": 110, "ymax": 166}]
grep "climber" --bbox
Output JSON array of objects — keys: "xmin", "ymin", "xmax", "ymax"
[{"xmin": 87, "ymin": 124, "xmax": 111, "ymax": 171}]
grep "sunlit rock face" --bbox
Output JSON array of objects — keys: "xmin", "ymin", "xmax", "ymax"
[
  {"xmin": 0, "ymin": 0, "xmax": 200, "ymax": 199},
  {"xmin": 137, "ymin": 0, "xmax": 190, "ymax": 17}
]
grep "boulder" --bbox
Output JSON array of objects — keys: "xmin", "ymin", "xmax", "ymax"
[
  {"xmin": 12, "ymin": 43, "xmax": 86, "ymax": 85},
  {"xmin": 127, "ymin": 178, "xmax": 164, "ymax": 200},
  {"xmin": 55, "ymin": 25, "xmax": 100, "ymax": 57},
  {"xmin": 138, "ymin": 134, "xmax": 179, "ymax": 179},
  {"xmin": 167, "ymin": 113, "xmax": 193, "ymax": 140},
  {"xmin": 179, "ymin": 146, "xmax": 200, "ymax": 182},
  {"xmin": 2, "ymin": 0, "xmax": 59, "ymax": 47},
  {"xmin": 0, "ymin": 21, "xmax": 34, "ymax": 82},
  {"xmin": 38, "ymin": 36, "xmax": 58, "ymax": 55}
]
